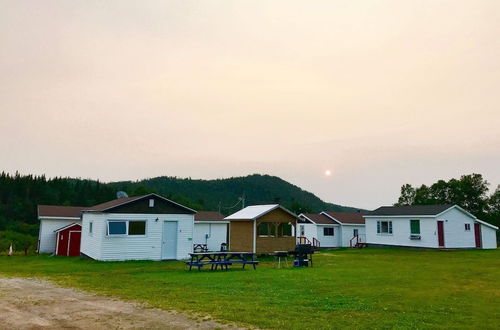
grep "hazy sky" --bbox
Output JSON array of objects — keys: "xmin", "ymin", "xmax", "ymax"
[{"xmin": 1, "ymin": 1, "xmax": 499, "ymax": 210}]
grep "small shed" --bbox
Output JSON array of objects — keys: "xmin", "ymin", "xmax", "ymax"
[
  {"xmin": 225, "ymin": 204, "xmax": 297, "ymax": 254},
  {"xmin": 54, "ymin": 223, "xmax": 82, "ymax": 256},
  {"xmin": 194, "ymin": 211, "xmax": 228, "ymax": 251}
]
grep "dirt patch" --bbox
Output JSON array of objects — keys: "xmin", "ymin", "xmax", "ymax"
[{"xmin": 0, "ymin": 277, "xmax": 244, "ymax": 329}]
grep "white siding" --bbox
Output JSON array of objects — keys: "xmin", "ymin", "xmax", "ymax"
[
  {"xmin": 365, "ymin": 207, "xmax": 496, "ymax": 249},
  {"xmin": 316, "ymin": 225, "xmax": 340, "ymax": 247},
  {"xmin": 81, "ymin": 212, "xmax": 194, "ymax": 261},
  {"xmin": 193, "ymin": 222, "xmax": 228, "ymax": 251},
  {"xmin": 438, "ymin": 208, "xmax": 475, "ymax": 248},
  {"xmin": 481, "ymin": 225, "xmax": 498, "ymax": 249},
  {"xmin": 80, "ymin": 213, "xmax": 103, "ymax": 260},
  {"xmin": 38, "ymin": 218, "xmax": 81, "ymax": 254},
  {"xmin": 296, "ymin": 223, "xmax": 317, "ymax": 242},
  {"xmin": 365, "ymin": 217, "xmax": 439, "ymax": 248},
  {"xmin": 340, "ymin": 225, "xmax": 366, "ymax": 247}
]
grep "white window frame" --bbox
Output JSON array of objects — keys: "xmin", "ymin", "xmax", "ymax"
[
  {"xmin": 377, "ymin": 220, "xmax": 393, "ymax": 235},
  {"xmin": 465, "ymin": 223, "xmax": 471, "ymax": 231},
  {"xmin": 149, "ymin": 199, "xmax": 155, "ymax": 207},
  {"xmin": 107, "ymin": 220, "xmax": 147, "ymax": 237}
]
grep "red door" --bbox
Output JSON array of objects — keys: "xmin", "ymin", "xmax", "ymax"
[
  {"xmin": 56, "ymin": 232, "xmax": 69, "ymax": 256},
  {"xmin": 474, "ymin": 223, "xmax": 482, "ymax": 248},
  {"xmin": 68, "ymin": 231, "xmax": 82, "ymax": 256},
  {"xmin": 437, "ymin": 221, "xmax": 445, "ymax": 247}
]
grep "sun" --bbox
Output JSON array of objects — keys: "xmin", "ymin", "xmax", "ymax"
[{"xmin": 324, "ymin": 169, "xmax": 332, "ymax": 176}]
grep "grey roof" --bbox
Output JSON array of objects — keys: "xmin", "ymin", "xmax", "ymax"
[{"xmin": 368, "ymin": 205, "xmax": 454, "ymax": 216}]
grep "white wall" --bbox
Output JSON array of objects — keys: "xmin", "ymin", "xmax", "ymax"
[
  {"xmin": 193, "ymin": 222, "xmax": 228, "ymax": 251},
  {"xmin": 80, "ymin": 213, "xmax": 103, "ymax": 260},
  {"xmin": 481, "ymin": 225, "xmax": 498, "ymax": 249},
  {"xmin": 81, "ymin": 212, "xmax": 194, "ymax": 261},
  {"xmin": 340, "ymin": 225, "xmax": 365, "ymax": 247},
  {"xmin": 38, "ymin": 218, "xmax": 81, "ymax": 254},
  {"xmin": 365, "ymin": 217, "xmax": 439, "ymax": 248},
  {"xmin": 365, "ymin": 207, "xmax": 496, "ymax": 249},
  {"xmin": 438, "ymin": 208, "xmax": 475, "ymax": 248},
  {"xmin": 316, "ymin": 225, "xmax": 340, "ymax": 247},
  {"xmin": 296, "ymin": 223, "xmax": 317, "ymax": 242}
]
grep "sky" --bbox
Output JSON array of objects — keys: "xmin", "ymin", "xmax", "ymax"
[{"xmin": 1, "ymin": 1, "xmax": 499, "ymax": 210}]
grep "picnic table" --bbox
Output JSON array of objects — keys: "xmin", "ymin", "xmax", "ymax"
[{"xmin": 186, "ymin": 252, "xmax": 259, "ymax": 271}]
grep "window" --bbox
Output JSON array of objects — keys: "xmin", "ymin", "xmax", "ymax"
[
  {"xmin": 269, "ymin": 223, "xmax": 277, "ymax": 237},
  {"xmin": 299, "ymin": 225, "xmax": 305, "ymax": 236},
  {"xmin": 353, "ymin": 229, "xmax": 359, "ymax": 237},
  {"xmin": 410, "ymin": 220, "xmax": 420, "ymax": 234},
  {"xmin": 89, "ymin": 222, "xmax": 93, "ymax": 234},
  {"xmin": 107, "ymin": 220, "xmax": 146, "ymax": 236},
  {"xmin": 129, "ymin": 221, "xmax": 146, "ymax": 235},
  {"xmin": 323, "ymin": 227, "xmax": 334, "ymax": 236},
  {"xmin": 258, "ymin": 222, "xmax": 269, "ymax": 236},
  {"xmin": 149, "ymin": 199, "xmax": 155, "ymax": 207},
  {"xmin": 108, "ymin": 221, "xmax": 127, "ymax": 235},
  {"xmin": 259, "ymin": 222, "xmax": 291, "ymax": 237},
  {"xmin": 278, "ymin": 223, "xmax": 293, "ymax": 237},
  {"xmin": 465, "ymin": 223, "xmax": 471, "ymax": 231},
  {"xmin": 377, "ymin": 221, "xmax": 393, "ymax": 234}
]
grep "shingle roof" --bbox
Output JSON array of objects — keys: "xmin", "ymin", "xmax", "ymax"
[
  {"xmin": 38, "ymin": 205, "xmax": 85, "ymax": 218},
  {"xmin": 194, "ymin": 211, "xmax": 225, "ymax": 221},
  {"xmin": 300, "ymin": 213, "xmax": 337, "ymax": 224},
  {"xmin": 323, "ymin": 211, "xmax": 365, "ymax": 224},
  {"xmin": 368, "ymin": 205, "xmax": 454, "ymax": 216},
  {"xmin": 84, "ymin": 196, "xmax": 145, "ymax": 211}
]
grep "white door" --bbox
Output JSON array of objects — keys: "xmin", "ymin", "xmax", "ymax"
[{"xmin": 162, "ymin": 221, "xmax": 178, "ymax": 260}]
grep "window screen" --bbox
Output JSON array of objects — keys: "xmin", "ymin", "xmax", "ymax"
[
  {"xmin": 129, "ymin": 221, "xmax": 146, "ymax": 235},
  {"xmin": 258, "ymin": 222, "xmax": 269, "ymax": 236}
]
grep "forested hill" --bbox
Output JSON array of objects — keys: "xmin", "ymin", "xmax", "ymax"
[
  {"xmin": 0, "ymin": 172, "xmax": 362, "ymax": 236},
  {"xmin": 109, "ymin": 174, "xmax": 362, "ymax": 215}
]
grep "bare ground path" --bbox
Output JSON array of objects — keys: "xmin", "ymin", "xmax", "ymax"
[{"xmin": 0, "ymin": 277, "xmax": 243, "ymax": 329}]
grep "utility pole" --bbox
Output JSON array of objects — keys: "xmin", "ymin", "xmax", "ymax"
[{"xmin": 241, "ymin": 193, "xmax": 245, "ymax": 209}]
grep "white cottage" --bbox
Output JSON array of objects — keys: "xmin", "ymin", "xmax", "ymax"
[
  {"xmin": 80, "ymin": 193, "xmax": 196, "ymax": 261},
  {"xmin": 193, "ymin": 211, "xmax": 228, "ymax": 251},
  {"xmin": 297, "ymin": 211, "xmax": 366, "ymax": 248},
  {"xmin": 364, "ymin": 205, "xmax": 498, "ymax": 249}
]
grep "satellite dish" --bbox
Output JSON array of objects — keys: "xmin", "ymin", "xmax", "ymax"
[{"xmin": 116, "ymin": 191, "xmax": 129, "ymax": 199}]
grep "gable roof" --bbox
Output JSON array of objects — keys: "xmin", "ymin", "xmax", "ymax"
[
  {"xmin": 300, "ymin": 213, "xmax": 337, "ymax": 225},
  {"xmin": 38, "ymin": 205, "xmax": 86, "ymax": 218},
  {"xmin": 83, "ymin": 193, "xmax": 196, "ymax": 213},
  {"xmin": 194, "ymin": 211, "xmax": 225, "ymax": 221},
  {"xmin": 225, "ymin": 204, "xmax": 297, "ymax": 220},
  {"xmin": 322, "ymin": 211, "xmax": 365, "ymax": 224},
  {"xmin": 54, "ymin": 222, "xmax": 81, "ymax": 233},
  {"xmin": 368, "ymin": 205, "xmax": 454, "ymax": 216}
]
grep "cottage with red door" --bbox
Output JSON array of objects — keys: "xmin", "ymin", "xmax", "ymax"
[
  {"xmin": 364, "ymin": 205, "xmax": 498, "ymax": 249},
  {"xmin": 55, "ymin": 223, "xmax": 82, "ymax": 256}
]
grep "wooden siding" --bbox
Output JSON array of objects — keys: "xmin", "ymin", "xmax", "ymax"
[
  {"xmin": 229, "ymin": 221, "xmax": 254, "ymax": 252},
  {"xmin": 257, "ymin": 208, "xmax": 296, "ymax": 224},
  {"xmin": 105, "ymin": 196, "xmax": 194, "ymax": 214},
  {"xmin": 256, "ymin": 237, "xmax": 295, "ymax": 253}
]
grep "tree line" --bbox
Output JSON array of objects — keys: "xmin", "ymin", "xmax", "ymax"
[{"xmin": 396, "ymin": 173, "xmax": 500, "ymax": 227}]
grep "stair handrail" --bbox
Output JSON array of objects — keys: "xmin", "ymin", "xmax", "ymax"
[{"xmin": 312, "ymin": 237, "xmax": 320, "ymax": 249}]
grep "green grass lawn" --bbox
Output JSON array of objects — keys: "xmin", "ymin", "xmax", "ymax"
[{"xmin": 0, "ymin": 248, "xmax": 499, "ymax": 329}]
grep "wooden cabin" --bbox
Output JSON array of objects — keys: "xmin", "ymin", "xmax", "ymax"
[{"xmin": 225, "ymin": 204, "xmax": 298, "ymax": 254}]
